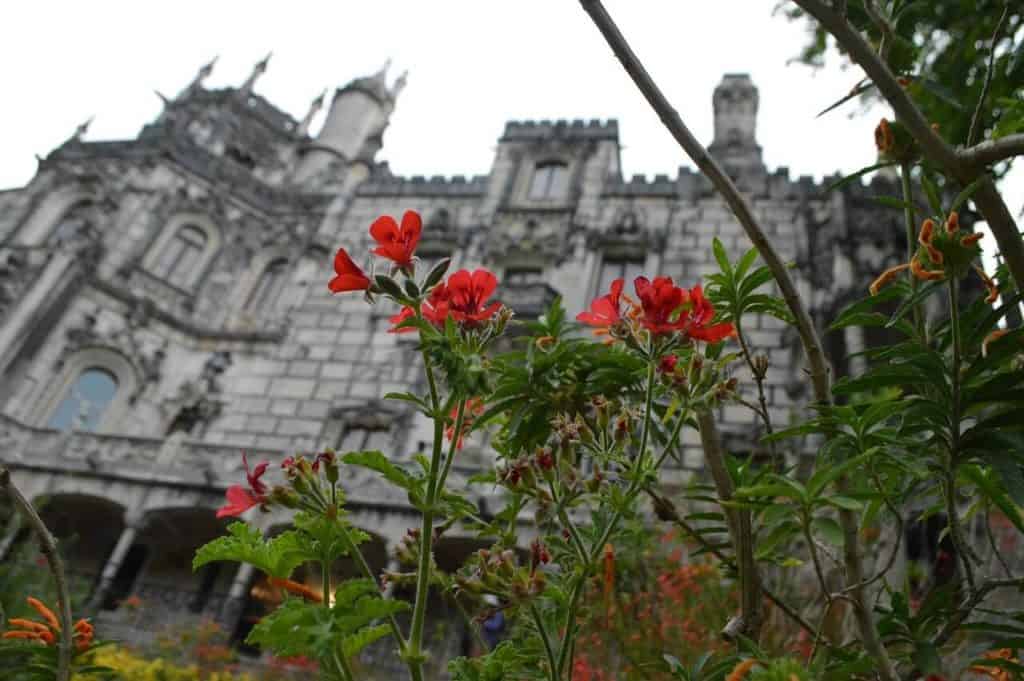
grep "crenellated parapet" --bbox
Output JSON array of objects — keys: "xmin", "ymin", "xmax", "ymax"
[
  {"xmin": 357, "ymin": 174, "xmax": 489, "ymax": 198},
  {"xmin": 500, "ymin": 118, "xmax": 619, "ymax": 142}
]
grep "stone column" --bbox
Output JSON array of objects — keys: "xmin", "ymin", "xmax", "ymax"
[
  {"xmin": 87, "ymin": 512, "xmax": 143, "ymax": 612},
  {"xmin": 218, "ymin": 562, "xmax": 255, "ymax": 633}
]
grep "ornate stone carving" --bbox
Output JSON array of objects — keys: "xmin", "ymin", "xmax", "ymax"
[
  {"xmin": 485, "ymin": 212, "xmax": 572, "ymax": 266},
  {"xmin": 586, "ymin": 208, "xmax": 663, "ymax": 260}
]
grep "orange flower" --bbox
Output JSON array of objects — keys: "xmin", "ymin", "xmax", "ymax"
[
  {"xmin": 269, "ymin": 576, "xmax": 323, "ymax": 603},
  {"xmin": 974, "ymin": 264, "xmax": 1000, "ymax": 304},
  {"xmin": 945, "ymin": 211, "xmax": 959, "ymax": 234},
  {"xmin": 2, "ymin": 630, "xmax": 44, "ymax": 643},
  {"xmin": 918, "ymin": 219, "xmax": 944, "ymax": 265},
  {"xmin": 726, "ymin": 659, "xmax": 759, "ymax": 681},
  {"xmin": 875, "ymin": 119, "xmax": 894, "ymax": 154},
  {"xmin": 961, "ymin": 232, "xmax": 985, "ymax": 247},
  {"xmin": 910, "ymin": 255, "xmax": 945, "ymax": 282},
  {"xmin": 73, "ymin": 618, "xmax": 94, "ymax": 652},
  {"xmin": 869, "ymin": 263, "xmax": 910, "ymax": 295},
  {"xmin": 27, "ymin": 597, "xmax": 60, "ymax": 632},
  {"xmin": 982, "ymin": 329, "xmax": 1009, "ymax": 357},
  {"xmin": 7, "ymin": 618, "xmax": 51, "ymax": 635}
]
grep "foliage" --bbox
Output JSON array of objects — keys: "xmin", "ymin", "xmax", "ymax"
[{"xmin": 781, "ymin": 0, "xmax": 1024, "ymax": 157}]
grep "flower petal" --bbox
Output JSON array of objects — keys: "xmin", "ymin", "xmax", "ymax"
[{"xmin": 369, "ymin": 215, "xmax": 399, "ymax": 245}]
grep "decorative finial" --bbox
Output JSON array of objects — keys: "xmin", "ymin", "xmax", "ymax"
[
  {"xmin": 69, "ymin": 116, "xmax": 94, "ymax": 144},
  {"xmin": 154, "ymin": 90, "xmax": 170, "ymax": 107},
  {"xmin": 240, "ymin": 52, "xmax": 273, "ymax": 95},
  {"xmin": 392, "ymin": 70, "xmax": 408, "ymax": 98},
  {"xmin": 297, "ymin": 88, "xmax": 327, "ymax": 136},
  {"xmin": 375, "ymin": 58, "xmax": 392, "ymax": 80},
  {"xmin": 198, "ymin": 56, "xmax": 218, "ymax": 81}
]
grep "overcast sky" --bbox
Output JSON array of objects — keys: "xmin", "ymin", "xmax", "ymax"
[{"xmin": 3, "ymin": 1, "xmax": 1021, "ymax": 232}]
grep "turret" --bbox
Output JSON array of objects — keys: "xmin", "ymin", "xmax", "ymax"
[
  {"xmin": 708, "ymin": 73, "xmax": 764, "ymax": 177},
  {"xmin": 292, "ymin": 61, "xmax": 404, "ymax": 184}
]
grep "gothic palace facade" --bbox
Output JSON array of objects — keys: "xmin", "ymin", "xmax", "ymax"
[{"xmin": 0, "ymin": 59, "xmax": 904, "ymax": 668}]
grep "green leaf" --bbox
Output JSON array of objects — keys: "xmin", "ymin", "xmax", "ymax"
[
  {"xmin": 825, "ymin": 496, "xmax": 864, "ymax": 512},
  {"xmin": 193, "ymin": 523, "xmax": 307, "ymax": 577},
  {"xmin": 343, "ymin": 450, "xmax": 422, "ymax": 492},
  {"xmin": 949, "ymin": 175, "xmax": 990, "ymax": 213},
  {"xmin": 824, "ymin": 162, "xmax": 898, "ymax": 193},
  {"xmin": 712, "ymin": 237, "xmax": 732, "ymax": 277},
  {"xmin": 811, "ymin": 517, "xmax": 845, "ymax": 547}
]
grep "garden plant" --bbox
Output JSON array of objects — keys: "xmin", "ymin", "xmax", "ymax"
[{"xmin": 2, "ymin": 1, "xmax": 1024, "ymax": 680}]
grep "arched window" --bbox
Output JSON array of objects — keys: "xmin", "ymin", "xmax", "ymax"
[
  {"xmin": 528, "ymin": 161, "xmax": 569, "ymax": 200},
  {"xmin": 246, "ymin": 259, "xmax": 289, "ymax": 311},
  {"xmin": 47, "ymin": 368, "xmax": 119, "ymax": 432},
  {"xmin": 150, "ymin": 224, "xmax": 208, "ymax": 289}
]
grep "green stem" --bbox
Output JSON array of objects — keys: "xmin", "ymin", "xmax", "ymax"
[
  {"xmin": 945, "ymin": 278, "xmax": 979, "ymax": 588},
  {"xmin": 332, "ymin": 648, "xmax": 356, "ymax": 681},
  {"xmin": 549, "ymin": 478, "xmax": 588, "ymax": 561},
  {"xmin": 554, "ymin": 357, "xmax": 660, "ymax": 678},
  {"xmin": 338, "ymin": 522, "xmax": 406, "ymax": 649},
  {"xmin": 406, "ymin": 352, "xmax": 446, "ymax": 681},
  {"xmin": 322, "ymin": 560, "xmax": 332, "ymax": 609},
  {"xmin": 530, "ymin": 604, "xmax": 560, "ymax": 681},
  {"xmin": 900, "ymin": 162, "xmax": 925, "ymax": 339},
  {"xmin": 436, "ymin": 399, "xmax": 466, "ymax": 494}
]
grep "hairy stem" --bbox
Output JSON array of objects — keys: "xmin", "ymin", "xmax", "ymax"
[
  {"xmin": 0, "ymin": 467, "xmax": 74, "ymax": 681},
  {"xmin": 900, "ymin": 162, "xmax": 924, "ymax": 338},
  {"xmin": 967, "ymin": 4, "xmax": 1010, "ymax": 147},
  {"xmin": 734, "ymin": 321, "xmax": 779, "ymax": 468},
  {"xmin": 697, "ymin": 410, "xmax": 763, "ymax": 641},
  {"xmin": 530, "ymin": 604, "xmax": 559, "ymax": 681}
]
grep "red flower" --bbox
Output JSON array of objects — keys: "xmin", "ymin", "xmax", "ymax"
[
  {"xmin": 388, "ymin": 307, "xmax": 416, "ymax": 334},
  {"xmin": 684, "ymin": 285, "xmax": 735, "ymax": 343},
  {"xmin": 422, "ymin": 283, "xmax": 452, "ymax": 326},
  {"xmin": 217, "ymin": 485, "xmax": 261, "ymax": 518},
  {"xmin": 444, "ymin": 269, "xmax": 502, "ymax": 326},
  {"xmin": 576, "ymin": 278, "xmax": 624, "ymax": 333},
  {"xmin": 244, "ymin": 453, "xmax": 269, "ymax": 496},
  {"xmin": 370, "ymin": 210, "xmax": 422, "ymax": 268},
  {"xmin": 328, "ymin": 248, "xmax": 370, "ymax": 293},
  {"xmin": 634, "ymin": 276, "xmax": 688, "ymax": 334},
  {"xmin": 217, "ymin": 453, "xmax": 269, "ymax": 518}
]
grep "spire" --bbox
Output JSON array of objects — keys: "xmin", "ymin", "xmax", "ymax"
[
  {"xmin": 240, "ymin": 52, "xmax": 272, "ymax": 96},
  {"xmin": 392, "ymin": 70, "xmax": 408, "ymax": 99},
  {"xmin": 180, "ymin": 56, "xmax": 217, "ymax": 98},
  {"xmin": 374, "ymin": 58, "xmax": 392, "ymax": 83},
  {"xmin": 297, "ymin": 89, "xmax": 326, "ymax": 137},
  {"xmin": 66, "ymin": 116, "xmax": 93, "ymax": 145}
]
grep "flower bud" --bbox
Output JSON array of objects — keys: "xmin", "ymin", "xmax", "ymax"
[{"xmin": 752, "ymin": 354, "xmax": 769, "ymax": 380}]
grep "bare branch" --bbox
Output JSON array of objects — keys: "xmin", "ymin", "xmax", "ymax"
[
  {"xmin": 967, "ymin": 3, "xmax": 1010, "ymax": 147},
  {"xmin": 697, "ymin": 410, "xmax": 763, "ymax": 641},
  {"xmin": 791, "ymin": 0, "xmax": 1024, "ymax": 296},
  {"xmin": 959, "ymin": 134, "xmax": 1024, "ymax": 168},
  {"xmin": 0, "ymin": 466, "xmax": 73, "ymax": 681}
]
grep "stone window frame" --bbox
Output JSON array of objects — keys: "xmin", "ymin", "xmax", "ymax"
[
  {"xmin": 30, "ymin": 347, "xmax": 140, "ymax": 434},
  {"xmin": 141, "ymin": 213, "xmax": 222, "ymax": 293},
  {"xmin": 513, "ymin": 155, "xmax": 577, "ymax": 208},
  {"xmin": 236, "ymin": 247, "xmax": 293, "ymax": 313}
]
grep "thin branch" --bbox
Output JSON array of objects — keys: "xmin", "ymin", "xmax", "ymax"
[
  {"xmin": 984, "ymin": 505, "xmax": 1014, "ymax": 579},
  {"xmin": 959, "ymin": 134, "xmax": 1024, "ymax": 168},
  {"xmin": 861, "ymin": 0, "xmax": 894, "ymax": 63},
  {"xmin": 0, "ymin": 466, "xmax": 73, "ymax": 681},
  {"xmin": 578, "ymin": 0, "xmax": 832, "ymax": 407},
  {"xmin": 646, "ymin": 488, "xmax": 822, "ymax": 641},
  {"xmin": 791, "ymin": 0, "xmax": 1024, "ymax": 296},
  {"xmin": 697, "ymin": 410, "xmax": 763, "ymax": 641},
  {"xmin": 967, "ymin": 4, "xmax": 1010, "ymax": 147},
  {"xmin": 932, "ymin": 577, "xmax": 1024, "ymax": 648}
]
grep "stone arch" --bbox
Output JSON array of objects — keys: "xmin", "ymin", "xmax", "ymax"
[{"xmin": 31, "ymin": 346, "xmax": 140, "ymax": 433}]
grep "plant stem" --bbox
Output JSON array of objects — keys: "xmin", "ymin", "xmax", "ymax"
[
  {"xmin": 900, "ymin": 162, "xmax": 924, "ymax": 339},
  {"xmin": 530, "ymin": 604, "xmax": 559, "ymax": 681},
  {"xmin": 332, "ymin": 648, "xmax": 356, "ymax": 681},
  {"xmin": 556, "ymin": 576, "xmax": 585, "ymax": 680},
  {"xmin": 734, "ymin": 321, "xmax": 779, "ymax": 468},
  {"xmin": 406, "ymin": 353, "xmax": 446, "ymax": 681},
  {"xmin": 945, "ymin": 279, "xmax": 980, "ymax": 590},
  {"xmin": 0, "ymin": 466, "xmax": 73, "ymax": 681},
  {"xmin": 338, "ymin": 522, "xmax": 407, "ymax": 649},
  {"xmin": 436, "ymin": 399, "xmax": 466, "ymax": 494},
  {"xmin": 697, "ymin": 410, "xmax": 763, "ymax": 641}
]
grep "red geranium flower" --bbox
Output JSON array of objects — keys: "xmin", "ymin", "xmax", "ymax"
[
  {"xmin": 684, "ymin": 285, "xmax": 735, "ymax": 343},
  {"xmin": 576, "ymin": 278, "xmax": 625, "ymax": 334},
  {"xmin": 659, "ymin": 354, "xmax": 678, "ymax": 374},
  {"xmin": 422, "ymin": 283, "xmax": 452, "ymax": 326},
  {"xmin": 370, "ymin": 210, "xmax": 422, "ymax": 268},
  {"xmin": 328, "ymin": 248, "xmax": 371, "ymax": 293},
  {"xmin": 217, "ymin": 453, "xmax": 269, "ymax": 518},
  {"xmin": 388, "ymin": 307, "xmax": 416, "ymax": 334},
  {"xmin": 634, "ymin": 276, "xmax": 688, "ymax": 334},
  {"xmin": 445, "ymin": 269, "xmax": 502, "ymax": 326}
]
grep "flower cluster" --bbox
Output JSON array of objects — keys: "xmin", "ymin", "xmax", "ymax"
[
  {"xmin": 216, "ymin": 453, "xmax": 269, "ymax": 518},
  {"xmin": 1, "ymin": 597, "xmax": 93, "ymax": 652},
  {"xmin": 869, "ymin": 211, "xmax": 999, "ymax": 303},
  {"xmin": 329, "ymin": 209, "xmax": 505, "ymax": 335},
  {"xmin": 454, "ymin": 545, "xmax": 548, "ymax": 604},
  {"xmin": 577, "ymin": 277, "xmax": 735, "ymax": 344}
]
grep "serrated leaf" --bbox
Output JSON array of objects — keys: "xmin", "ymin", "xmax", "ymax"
[{"xmin": 193, "ymin": 523, "xmax": 308, "ymax": 577}]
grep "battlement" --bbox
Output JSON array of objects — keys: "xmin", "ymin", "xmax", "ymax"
[
  {"xmin": 603, "ymin": 172, "xmax": 677, "ymax": 197},
  {"xmin": 357, "ymin": 173, "xmax": 490, "ymax": 197},
  {"xmin": 501, "ymin": 118, "xmax": 619, "ymax": 142}
]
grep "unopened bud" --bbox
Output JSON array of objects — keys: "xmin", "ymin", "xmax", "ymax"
[{"xmin": 752, "ymin": 354, "xmax": 769, "ymax": 380}]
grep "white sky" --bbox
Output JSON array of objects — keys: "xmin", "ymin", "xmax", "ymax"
[{"xmin": 2, "ymin": 1, "xmax": 1021, "ymax": 237}]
